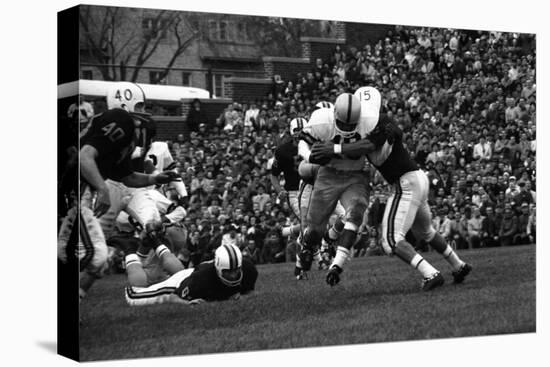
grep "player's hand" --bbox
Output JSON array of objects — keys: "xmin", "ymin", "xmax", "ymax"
[
  {"xmin": 94, "ymin": 184, "xmax": 111, "ymax": 218},
  {"xmin": 154, "ymin": 171, "xmax": 182, "ymax": 184},
  {"xmin": 310, "ymin": 142, "xmax": 334, "ymax": 165},
  {"xmin": 326, "ymin": 265, "xmax": 342, "ymax": 287}
]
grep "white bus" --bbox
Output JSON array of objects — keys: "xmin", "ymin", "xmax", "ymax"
[{"xmin": 58, "ymin": 79, "xmax": 211, "ymax": 116}]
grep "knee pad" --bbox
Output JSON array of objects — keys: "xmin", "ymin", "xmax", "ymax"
[
  {"xmin": 79, "ymin": 207, "xmax": 108, "ymax": 274},
  {"xmin": 345, "ymin": 199, "xmax": 368, "ymax": 226}
]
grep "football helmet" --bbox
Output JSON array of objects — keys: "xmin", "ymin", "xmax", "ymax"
[
  {"xmin": 214, "ymin": 244, "xmax": 243, "ymax": 287},
  {"xmin": 106, "ymin": 82, "xmax": 151, "ymax": 125},
  {"xmin": 289, "ymin": 117, "xmax": 307, "ymax": 136},
  {"xmin": 334, "ymin": 93, "xmax": 361, "ymax": 136},
  {"xmin": 315, "ymin": 101, "xmax": 334, "ymax": 110}
]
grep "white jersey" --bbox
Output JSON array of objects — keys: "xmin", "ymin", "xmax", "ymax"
[
  {"xmin": 302, "ymin": 107, "xmax": 368, "ymax": 171},
  {"xmin": 145, "ymin": 141, "xmax": 188, "ymax": 198},
  {"xmin": 354, "ymin": 86, "xmax": 382, "ymax": 135},
  {"xmin": 146, "ymin": 141, "xmax": 175, "ymax": 173}
]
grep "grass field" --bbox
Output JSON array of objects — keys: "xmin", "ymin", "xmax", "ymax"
[{"xmin": 79, "ymin": 245, "xmax": 536, "ymax": 362}]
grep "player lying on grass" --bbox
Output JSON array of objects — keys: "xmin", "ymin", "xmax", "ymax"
[
  {"xmin": 310, "ymin": 86, "xmax": 472, "ymax": 291},
  {"xmin": 124, "ymin": 244, "xmax": 258, "ymax": 306}
]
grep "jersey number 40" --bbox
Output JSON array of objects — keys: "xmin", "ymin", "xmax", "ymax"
[{"xmin": 102, "ymin": 122, "xmax": 125, "ymax": 142}]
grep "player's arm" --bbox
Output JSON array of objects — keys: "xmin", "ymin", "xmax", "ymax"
[
  {"xmin": 80, "ymin": 145, "xmax": 107, "ymax": 190},
  {"xmin": 298, "ymin": 139, "xmax": 312, "ymax": 163},
  {"xmin": 341, "ymin": 119, "xmax": 400, "ymax": 157},
  {"xmin": 121, "ymin": 171, "xmax": 181, "ymax": 188},
  {"xmin": 80, "ymin": 144, "xmax": 111, "ymax": 217},
  {"xmin": 268, "ymin": 155, "xmax": 284, "ymax": 195}
]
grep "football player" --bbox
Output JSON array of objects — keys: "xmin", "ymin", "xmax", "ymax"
[
  {"xmin": 118, "ymin": 139, "xmax": 189, "ymax": 285},
  {"xmin": 125, "ymin": 244, "xmax": 258, "ymax": 306},
  {"xmin": 57, "ymin": 82, "xmax": 181, "ymax": 302},
  {"xmin": 269, "ymin": 117, "xmax": 305, "ymax": 228},
  {"xmin": 311, "ymin": 86, "xmax": 472, "ymax": 290},
  {"xmin": 297, "ymin": 93, "xmax": 370, "ymax": 278}
]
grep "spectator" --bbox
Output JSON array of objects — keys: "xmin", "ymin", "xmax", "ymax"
[
  {"xmin": 499, "ymin": 206, "xmax": 518, "ymax": 246},
  {"xmin": 252, "ymin": 185, "xmax": 271, "ymax": 211},
  {"xmin": 244, "ymin": 101, "xmax": 260, "ymax": 128},
  {"xmin": 481, "ymin": 206, "xmax": 500, "ymax": 247},
  {"xmin": 242, "ymin": 237, "xmax": 261, "ymax": 264},
  {"xmin": 467, "ymin": 207, "xmax": 484, "ymax": 248},
  {"xmin": 505, "ymin": 176, "xmax": 521, "ymax": 200},
  {"xmin": 186, "ymin": 98, "xmax": 208, "ymax": 133},
  {"xmin": 514, "ymin": 203, "xmax": 531, "ymax": 245},
  {"xmin": 526, "ymin": 204, "xmax": 536, "ymax": 243},
  {"xmin": 473, "ymin": 135, "xmax": 492, "ymax": 161},
  {"xmin": 514, "ymin": 181, "xmax": 534, "ymax": 207}
]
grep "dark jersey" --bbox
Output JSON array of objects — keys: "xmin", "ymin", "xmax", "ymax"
[
  {"xmin": 271, "ymin": 139, "xmax": 301, "ymax": 191},
  {"xmin": 366, "ymin": 114, "xmax": 418, "ymax": 184},
  {"xmin": 175, "ymin": 258, "xmax": 258, "ymax": 302},
  {"xmin": 80, "ymin": 108, "xmax": 136, "ymax": 181}
]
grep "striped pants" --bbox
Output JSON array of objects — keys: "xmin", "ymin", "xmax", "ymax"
[
  {"xmin": 57, "ymin": 181, "xmax": 129, "ymax": 274},
  {"xmin": 125, "ymin": 268, "xmax": 196, "ymax": 306},
  {"xmin": 381, "ymin": 170, "xmax": 436, "ymax": 255}
]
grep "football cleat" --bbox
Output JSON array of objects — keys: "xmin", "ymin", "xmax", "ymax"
[
  {"xmin": 452, "ymin": 263, "xmax": 472, "ymax": 284},
  {"xmin": 298, "ymin": 248, "xmax": 314, "ymax": 271},
  {"xmin": 326, "ymin": 265, "xmax": 343, "ymax": 286},
  {"xmin": 421, "ymin": 272, "xmax": 445, "ymax": 291}
]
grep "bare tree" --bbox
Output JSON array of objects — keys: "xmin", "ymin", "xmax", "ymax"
[{"xmin": 79, "ymin": 5, "xmax": 199, "ymax": 82}]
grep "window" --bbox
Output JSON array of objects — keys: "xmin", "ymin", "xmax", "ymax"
[
  {"xmin": 213, "ymin": 74, "xmax": 232, "ymax": 98},
  {"xmin": 237, "ymin": 23, "xmax": 247, "ymax": 42},
  {"xmin": 142, "ymin": 16, "xmax": 168, "ymax": 39},
  {"xmin": 219, "ymin": 21, "xmax": 227, "ymax": 41},
  {"xmin": 149, "ymin": 71, "xmax": 167, "ymax": 85},
  {"xmin": 81, "ymin": 70, "xmax": 93, "ymax": 80},
  {"xmin": 208, "ymin": 20, "xmax": 218, "ymax": 40},
  {"xmin": 182, "ymin": 72, "xmax": 191, "ymax": 86}
]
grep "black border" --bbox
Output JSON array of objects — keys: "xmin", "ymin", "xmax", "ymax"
[{"xmin": 57, "ymin": 5, "xmax": 80, "ymax": 361}]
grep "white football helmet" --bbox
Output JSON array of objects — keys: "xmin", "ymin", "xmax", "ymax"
[
  {"xmin": 354, "ymin": 86, "xmax": 382, "ymax": 134},
  {"xmin": 289, "ymin": 117, "xmax": 307, "ymax": 136},
  {"xmin": 315, "ymin": 101, "xmax": 334, "ymax": 109},
  {"xmin": 107, "ymin": 82, "xmax": 152, "ymax": 126},
  {"xmin": 334, "ymin": 93, "xmax": 361, "ymax": 136},
  {"xmin": 214, "ymin": 244, "xmax": 243, "ymax": 287}
]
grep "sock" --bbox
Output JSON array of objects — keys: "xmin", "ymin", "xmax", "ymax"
[
  {"xmin": 442, "ymin": 246, "xmax": 465, "ymax": 271},
  {"xmin": 410, "ymin": 254, "xmax": 438, "ymax": 278},
  {"xmin": 155, "ymin": 245, "xmax": 184, "ymax": 275},
  {"xmin": 155, "ymin": 244, "xmax": 170, "ymax": 258},
  {"xmin": 125, "ymin": 254, "xmax": 148, "ymax": 287},
  {"xmin": 331, "ymin": 246, "xmax": 350, "ymax": 269}
]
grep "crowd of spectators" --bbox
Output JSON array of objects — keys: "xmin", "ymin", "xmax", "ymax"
[{"xmin": 167, "ymin": 25, "xmax": 536, "ymax": 265}]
